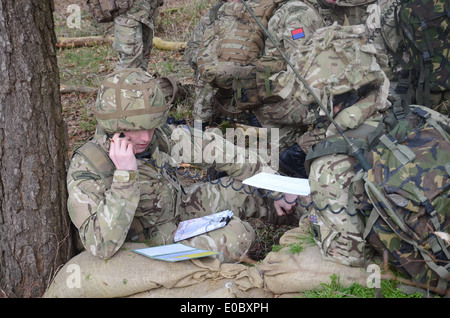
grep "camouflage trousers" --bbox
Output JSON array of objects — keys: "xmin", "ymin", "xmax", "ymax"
[
  {"xmin": 193, "ymin": 81, "xmax": 217, "ymax": 124},
  {"xmin": 113, "ymin": 16, "xmax": 154, "ymax": 70},
  {"xmin": 129, "ymin": 176, "xmax": 295, "ymax": 263},
  {"xmin": 192, "ymin": 81, "xmax": 246, "ymax": 125},
  {"xmin": 253, "ymin": 98, "xmax": 316, "ymax": 154},
  {"xmin": 308, "ymin": 153, "xmax": 373, "ymax": 267}
]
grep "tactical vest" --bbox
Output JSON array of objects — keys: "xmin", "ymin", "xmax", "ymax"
[
  {"xmin": 196, "ymin": 0, "xmax": 285, "ymax": 89},
  {"xmin": 87, "ymin": 0, "xmax": 135, "ymax": 23}
]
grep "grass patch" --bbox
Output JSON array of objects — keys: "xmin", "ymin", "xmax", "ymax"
[
  {"xmin": 58, "ymin": 45, "xmax": 117, "ymax": 87},
  {"xmin": 303, "ymin": 274, "xmax": 424, "ymax": 298}
]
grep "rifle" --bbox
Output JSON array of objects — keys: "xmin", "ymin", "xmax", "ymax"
[{"xmin": 241, "ymin": 1, "xmax": 372, "ymax": 171}]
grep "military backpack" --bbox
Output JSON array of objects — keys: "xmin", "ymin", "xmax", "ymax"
[
  {"xmin": 359, "ymin": 106, "xmax": 450, "ymax": 294},
  {"xmin": 392, "ymin": 0, "xmax": 450, "ymax": 107}
]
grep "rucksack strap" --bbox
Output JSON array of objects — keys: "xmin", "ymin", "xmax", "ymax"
[
  {"xmin": 411, "ymin": 106, "xmax": 450, "ymax": 142},
  {"xmin": 209, "ymin": 2, "xmax": 224, "ymax": 23},
  {"xmin": 378, "ymin": 134, "xmax": 416, "ymax": 165},
  {"xmin": 363, "ymin": 162, "xmax": 450, "ymax": 292},
  {"xmin": 74, "ymin": 141, "xmax": 115, "ymax": 189}
]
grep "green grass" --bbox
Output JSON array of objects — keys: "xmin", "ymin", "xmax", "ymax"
[
  {"xmin": 58, "ymin": 45, "xmax": 117, "ymax": 87},
  {"xmin": 303, "ymin": 274, "xmax": 424, "ymax": 298},
  {"xmin": 271, "ymin": 232, "xmax": 315, "ymax": 254},
  {"xmin": 158, "ymin": 0, "xmax": 212, "ymax": 42}
]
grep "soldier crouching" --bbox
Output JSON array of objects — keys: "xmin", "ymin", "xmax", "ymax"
[{"xmin": 67, "ymin": 68, "xmax": 299, "ymax": 262}]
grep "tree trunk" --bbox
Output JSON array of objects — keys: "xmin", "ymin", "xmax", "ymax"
[{"xmin": 0, "ymin": 0, "xmax": 75, "ymax": 297}]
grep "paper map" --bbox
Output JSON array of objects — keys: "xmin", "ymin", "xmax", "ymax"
[
  {"xmin": 174, "ymin": 210, "xmax": 233, "ymax": 242},
  {"xmin": 132, "ymin": 243, "xmax": 220, "ymax": 262}
]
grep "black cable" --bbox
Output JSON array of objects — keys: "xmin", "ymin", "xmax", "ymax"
[{"xmin": 367, "ymin": 0, "xmax": 404, "ymax": 43}]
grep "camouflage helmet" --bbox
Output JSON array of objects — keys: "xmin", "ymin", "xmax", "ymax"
[
  {"xmin": 94, "ymin": 68, "xmax": 168, "ymax": 134},
  {"xmin": 331, "ymin": 0, "xmax": 375, "ymax": 6}
]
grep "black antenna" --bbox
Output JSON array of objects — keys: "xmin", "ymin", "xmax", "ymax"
[{"xmin": 241, "ymin": 1, "xmax": 372, "ymax": 171}]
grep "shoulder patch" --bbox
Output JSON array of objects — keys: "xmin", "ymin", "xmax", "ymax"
[
  {"xmin": 72, "ymin": 171, "xmax": 101, "ymax": 182},
  {"xmin": 291, "ymin": 28, "xmax": 305, "ymax": 40}
]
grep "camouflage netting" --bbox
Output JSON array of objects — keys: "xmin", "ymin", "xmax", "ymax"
[{"xmin": 44, "ymin": 221, "xmax": 368, "ymax": 298}]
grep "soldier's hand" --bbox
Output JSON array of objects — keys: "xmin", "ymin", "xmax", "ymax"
[
  {"xmin": 109, "ymin": 133, "xmax": 138, "ymax": 171},
  {"xmin": 274, "ymin": 193, "xmax": 298, "ymax": 216}
]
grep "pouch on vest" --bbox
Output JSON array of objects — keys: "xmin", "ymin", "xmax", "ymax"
[
  {"xmin": 232, "ymin": 64, "xmax": 262, "ymax": 110},
  {"xmin": 87, "ymin": 0, "xmax": 134, "ymax": 23},
  {"xmin": 254, "ymin": 55, "xmax": 286, "ymax": 103}
]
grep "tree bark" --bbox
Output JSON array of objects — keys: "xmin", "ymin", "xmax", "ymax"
[{"xmin": 0, "ymin": 0, "xmax": 75, "ymax": 297}]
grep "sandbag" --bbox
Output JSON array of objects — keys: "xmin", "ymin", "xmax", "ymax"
[
  {"xmin": 44, "ymin": 242, "xmax": 263, "ymax": 298},
  {"xmin": 44, "ymin": 223, "xmax": 369, "ymax": 298}
]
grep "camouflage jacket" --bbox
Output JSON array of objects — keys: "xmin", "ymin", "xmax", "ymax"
[
  {"xmin": 123, "ymin": 0, "xmax": 163, "ymax": 26},
  {"xmin": 263, "ymin": 0, "xmax": 325, "ymax": 58},
  {"xmin": 67, "ymin": 126, "xmax": 277, "ymax": 259},
  {"xmin": 184, "ymin": 5, "xmax": 217, "ymax": 71}
]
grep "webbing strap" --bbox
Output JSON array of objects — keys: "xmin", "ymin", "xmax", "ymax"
[
  {"xmin": 94, "ymin": 68, "xmax": 166, "ymax": 120},
  {"xmin": 379, "ymin": 134, "xmax": 416, "ymax": 165},
  {"xmin": 74, "ymin": 141, "xmax": 115, "ymax": 190},
  {"xmin": 347, "ymin": 170, "xmax": 365, "ymax": 225},
  {"xmin": 364, "ymin": 176, "xmax": 450, "ymax": 290},
  {"xmin": 264, "ymin": 66, "xmax": 272, "ymax": 96}
]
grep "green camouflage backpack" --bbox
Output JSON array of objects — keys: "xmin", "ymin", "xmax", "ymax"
[
  {"xmin": 396, "ymin": 0, "xmax": 450, "ymax": 106},
  {"xmin": 360, "ymin": 106, "xmax": 450, "ymax": 294}
]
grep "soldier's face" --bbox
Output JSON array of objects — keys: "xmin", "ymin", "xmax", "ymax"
[{"xmin": 122, "ymin": 129, "xmax": 155, "ymax": 154}]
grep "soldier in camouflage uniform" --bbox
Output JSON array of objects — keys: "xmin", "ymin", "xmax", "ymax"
[
  {"xmin": 67, "ymin": 68, "xmax": 298, "ymax": 262},
  {"xmin": 248, "ymin": 22, "xmax": 391, "ymax": 266},
  {"xmin": 250, "ymin": 0, "xmax": 378, "ymax": 159},
  {"xmin": 184, "ymin": 0, "xmax": 229, "ymax": 128},
  {"xmin": 184, "ymin": 0, "xmax": 378, "ymax": 181},
  {"xmin": 185, "ymin": 0, "xmax": 325, "ymax": 128},
  {"xmin": 113, "ymin": 0, "xmax": 164, "ymax": 70},
  {"xmin": 292, "ymin": 24, "xmax": 390, "ymax": 266}
]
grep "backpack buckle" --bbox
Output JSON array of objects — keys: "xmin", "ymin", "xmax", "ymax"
[
  {"xmin": 412, "ymin": 107, "xmax": 431, "ymax": 119},
  {"xmin": 422, "ymin": 50, "xmax": 431, "ymax": 63},
  {"xmin": 420, "ymin": 20, "xmax": 428, "ymax": 31}
]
